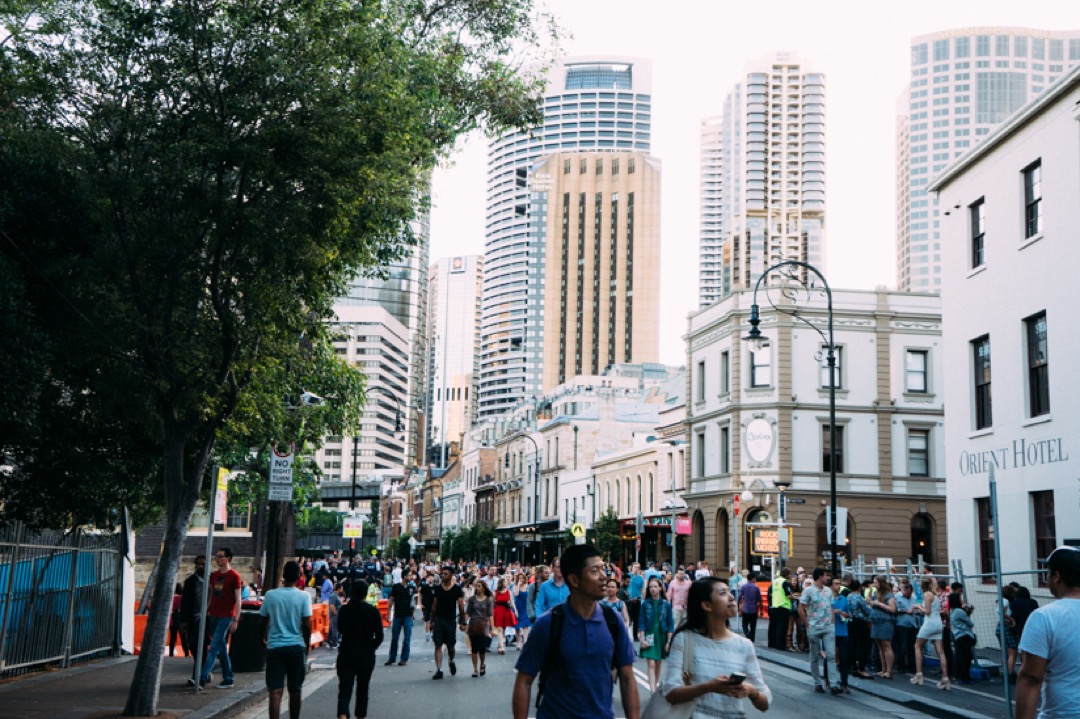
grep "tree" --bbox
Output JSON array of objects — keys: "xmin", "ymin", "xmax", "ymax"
[
  {"xmin": 0, "ymin": 1, "xmax": 556, "ymax": 714},
  {"xmin": 593, "ymin": 508, "xmax": 623, "ymax": 561}
]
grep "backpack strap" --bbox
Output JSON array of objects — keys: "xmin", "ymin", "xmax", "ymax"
[{"xmin": 536, "ymin": 604, "xmax": 566, "ymax": 708}]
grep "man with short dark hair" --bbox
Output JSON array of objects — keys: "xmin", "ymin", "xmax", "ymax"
[
  {"xmin": 199, "ymin": 547, "xmax": 242, "ymax": 689},
  {"xmin": 430, "ymin": 566, "xmax": 466, "ymax": 679},
  {"xmin": 800, "ymin": 567, "xmax": 838, "ymax": 695},
  {"xmin": 386, "ymin": 570, "xmax": 417, "ymax": 666},
  {"xmin": 512, "ymin": 545, "xmax": 640, "ymax": 719},
  {"xmin": 260, "ymin": 561, "xmax": 312, "ymax": 719},
  {"xmin": 1017, "ymin": 546, "xmax": 1080, "ymax": 719},
  {"xmin": 738, "ymin": 571, "xmax": 762, "ymax": 642},
  {"xmin": 534, "ymin": 559, "xmax": 569, "ymax": 618},
  {"xmin": 180, "ymin": 555, "xmax": 207, "ymax": 687},
  {"xmin": 527, "ymin": 565, "xmax": 550, "ymax": 622}
]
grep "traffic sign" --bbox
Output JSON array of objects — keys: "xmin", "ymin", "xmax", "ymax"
[
  {"xmin": 269, "ymin": 445, "xmax": 294, "ymax": 485},
  {"xmin": 268, "ymin": 484, "xmax": 294, "ymax": 502},
  {"xmin": 734, "ymin": 494, "xmax": 740, "ymax": 517},
  {"xmin": 570, "ymin": 522, "xmax": 586, "ymax": 538},
  {"xmin": 343, "ymin": 516, "xmax": 363, "ymax": 538}
]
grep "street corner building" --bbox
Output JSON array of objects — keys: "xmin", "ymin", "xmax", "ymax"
[{"xmin": 682, "ymin": 288, "xmax": 947, "ymax": 575}]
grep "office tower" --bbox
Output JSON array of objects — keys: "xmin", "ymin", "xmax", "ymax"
[
  {"xmin": 700, "ymin": 52, "xmax": 825, "ymax": 303},
  {"xmin": 477, "ymin": 56, "xmax": 653, "ymax": 418},
  {"xmin": 426, "ymin": 255, "xmax": 483, "ymax": 464},
  {"xmin": 338, "ymin": 206, "xmax": 430, "ymax": 467},
  {"xmin": 896, "ymin": 28, "xmax": 1080, "ymax": 292},
  {"xmin": 698, "ymin": 116, "xmax": 725, "ymax": 306},
  {"xmin": 530, "ymin": 152, "xmax": 661, "ymax": 390},
  {"xmin": 316, "ymin": 305, "xmax": 410, "ymax": 482}
]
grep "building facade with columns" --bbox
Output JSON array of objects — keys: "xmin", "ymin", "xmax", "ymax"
[{"xmin": 684, "ymin": 288, "xmax": 947, "ymax": 577}]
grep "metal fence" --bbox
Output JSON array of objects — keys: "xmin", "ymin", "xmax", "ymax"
[{"xmin": 0, "ymin": 522, "xmax": 123, "ymax": 677}]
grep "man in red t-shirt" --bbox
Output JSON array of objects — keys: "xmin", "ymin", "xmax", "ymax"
[{"xmin": 199, "ymin": 546, "xmax": 243, "ymax": 689}]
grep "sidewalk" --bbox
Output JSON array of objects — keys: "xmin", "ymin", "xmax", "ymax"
[
  {"xmin": 753, "ymin": 630, "xmax": 1012, "ymax": 719},
  {"xmin": 0, "ymin": 648, "xmax": 321, "ymax": 719}
]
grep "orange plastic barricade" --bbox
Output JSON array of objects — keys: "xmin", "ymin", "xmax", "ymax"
[
  {"xmin": 377, "ymin": 599, "xmax": 390, "ymax": 628},
  {"xmin": 309, "ymin": 603, "xmax": 328, "ymax": 647},
  {"xmin": 756, "ymin": 582, "xmax": 771, "ymax": 618},
  {"xmin": 133, "ymin": 613, "xmax": 148, "ymax": 655}
]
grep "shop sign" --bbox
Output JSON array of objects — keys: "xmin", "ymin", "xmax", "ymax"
[{"xmin": 675, "ymin": 517, "xmax": 692, "ymax": 535}]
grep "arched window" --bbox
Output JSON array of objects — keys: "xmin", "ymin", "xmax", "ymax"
[
  {"xmin": 744, "ymin": 508, "xmax": 771, "ymax": 572},
  {"xmin": 624, "ymin": 477, "xmax": 631, "ymax": 515},
  {"xmin": 911, "ymin": 513, "xmax": 934, "ymax": 564},
  {"xmin": 648, "ymin": 473, "xmax": 655, "ymax": 513},
  {"xmin": 716, "ymin": 508, "xmax": 730, "ymax": 570},
  {"xmin": 635, "ymin": 475, "xmax": 642, "ymax": 514},
  {"xmin": 615, "ymin": 481, "xmax": 621, "ymax": 517},
  {"xmin": 692, "ymin": 510, "xmax": 706, "ymax": 564}
]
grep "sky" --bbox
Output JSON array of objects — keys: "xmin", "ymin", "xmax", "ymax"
[{"xmin": 429, "ymin": 0, "xmax": 1080, "ymax": 366}]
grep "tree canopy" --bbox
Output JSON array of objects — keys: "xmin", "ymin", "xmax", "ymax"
[{"xmin": 0, "ymin": 0, "xmax": 557, "ymax": 714}]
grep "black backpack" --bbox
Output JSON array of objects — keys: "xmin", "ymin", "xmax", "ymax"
[{"xmin": 536, "ymin": 602, "xmax": 623, "ymax": 709}]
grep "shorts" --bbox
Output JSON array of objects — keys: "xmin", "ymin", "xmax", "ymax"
[
  {"xmin": 432, "ymin": 617, "xmax": 457, "ymax": 647},
  {"xmin": 265, "ymin": 646, "xmax": 307, "ymax": 692}
]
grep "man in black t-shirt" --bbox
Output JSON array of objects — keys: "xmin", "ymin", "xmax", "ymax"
[
  {"xmin": 430, "ymin": 566, "xmax": 466, "ymax": 679},
  {"xmin": 386, "ymin": 571, "xmax": 418, "ymax": 666}
]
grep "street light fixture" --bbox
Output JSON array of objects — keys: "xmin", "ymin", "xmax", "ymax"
[{"xmin": 743, "ymin": 260, "xmax": 839, "ymax": 579}]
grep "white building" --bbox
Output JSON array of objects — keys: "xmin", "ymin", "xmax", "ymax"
[
  {"xmin": 698, "ymin": 52, "xmax": 825, "ymax": 304},
  {"xmin": 426, "ymin": 255, "xmax": 482, "ymax": 463},
  {"xmin": 930, "ymin": 65, "xmax": 1080, "ymax": 599},
  {"xmin": 896, "ymin": 27, "xmax": 1080, "ymax": 292},
  {"xmin": 684, "ymin": 288, "xmax": 946, "ymax": 574}
]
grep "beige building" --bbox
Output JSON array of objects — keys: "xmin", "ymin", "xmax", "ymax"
[
  {"xmin": 531, "ymin": 152, "xmax": 661, "ymax": 392},
  {"xmin": 685, "ymin": 288, "xmax": 946, "ymax": 576}
]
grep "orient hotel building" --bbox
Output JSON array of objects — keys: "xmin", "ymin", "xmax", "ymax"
[{"xmin": 478, "ymin": 56, "xmax": 653, "ymax": 417}]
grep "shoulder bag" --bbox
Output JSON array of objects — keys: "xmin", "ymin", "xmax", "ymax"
[{"xmin": 641, "ymin": 631, "xmax": 697, "ymax": 719}]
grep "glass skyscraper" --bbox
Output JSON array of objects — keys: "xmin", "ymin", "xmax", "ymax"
[
  {"xmin": 896, "ymin": 27, "xmax": 1080, "ymax": 292},
  {"xmin": 477, "ymin": 56, "xmax": 653, "ymax": 418}
]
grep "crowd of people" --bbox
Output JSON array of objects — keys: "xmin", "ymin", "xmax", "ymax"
[{"xmin": 169, "ymin": 545, "xmax": 1080, "ymax": 719}]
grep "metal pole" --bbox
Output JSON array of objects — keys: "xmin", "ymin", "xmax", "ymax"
[
  {"xmin": 193, "ymin": 464, "xmax": 220, "ymax": 693},
  {"xmin": 827, "ymin": 292, "xmax": 839, "ymax": 579},
  {"xmin": 61, "ymin": 529, "xmax": 81, "ymax": 668},
  {"xmin": 351, "ymin": 436, "xmax": 358, "ymax": 511},
  {"xmin": 0, "ymin": 522, "xmax": 26, "ymax": 671},
  {"xmin": 989, "ymin": 466, "xmax": 1013, "ymax": 716}
]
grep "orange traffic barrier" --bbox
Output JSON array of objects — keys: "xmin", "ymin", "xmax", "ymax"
[
  {"xmin": 377, "ymin": 599, "xmax": 390, "ymax": 628},
  {"xmin": 133, "ymin": 613, "xmax": 148, "ymax": 655},
  {"xmin": 756, "ymin": 582, "xmax": 771, "ymax": 618},
  {"xmin": 309, "ymin": 603, "xmax": 328, "ymax": 647}
]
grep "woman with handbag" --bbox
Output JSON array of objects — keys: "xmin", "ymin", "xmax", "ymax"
[
  {"xmin": 466, "ymin": 578, "xmax": 493, "ymax": 677},
  {"xmin": 639, "ymin": 577, "xmax": 675, "ymax": 693},
  {"xmin": 649, "ymin": 577, "xmax": 771, "ymax": 719},
  {"xmin": 492, "ymin": 578, "xmax": 516, "ymax": 654}
]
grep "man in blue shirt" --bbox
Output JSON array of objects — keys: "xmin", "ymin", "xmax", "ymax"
[
  {"xmin": 627, "ymin": 564, "xmax": 645, "ymax": 635},
  {"xmin": 534, "ymin": 559, "xmax": 569, "ymax": 618},
  {"xmin": 1017, "ymin": 546, "xmax": 1080, "ymax": 719},
  {"xmin": 893, "ymin": 580, "xmax": 919, "ymax": 674},
  {"xmin": 260, "ymin": 561, "xmax": 312, "ymax": 719},
  {"xmin": 512, "ymin": 545, "xmax": 639, "ymax": 719}
]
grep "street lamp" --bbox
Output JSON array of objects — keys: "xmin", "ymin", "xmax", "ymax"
[{"xmin": 743, "ymin": 260, "xmax": 839, "ymax": 579}]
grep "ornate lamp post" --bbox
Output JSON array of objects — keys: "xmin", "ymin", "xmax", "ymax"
[{"xmin": 743, "ymin": 260, "xmax": 839, "ymax": 579}]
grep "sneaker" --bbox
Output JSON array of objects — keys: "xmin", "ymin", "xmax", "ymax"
[
  {"xmin": 185, "ymin": 678, "xmax": 196, "ymax": 687},
  {"xmin": 385, "ymin": 659, "xmax": 396, "ymax": 666},
  {"xmin": 815, "ymin": 685, "xmax": 825, "ymax": 694},
  {"xmin": 398, "ymin": 661, "xmax": 408, "ymax": 666},
  {"xmin": 432, "ymin": 670, "xmax": 444, "ymax": 680},
  {"xmin": 830, "ymin": 686, "xmax": 843, "ymax": 696},
  {"xmin": 216, "ymin": 681, "xmax": 235, "ymax": 689},
  {"xmin": 449, "ymin": 660, "xmax": 457, "ymax": 676}
]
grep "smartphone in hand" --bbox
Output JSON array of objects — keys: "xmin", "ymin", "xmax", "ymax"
[{"xmin": 729, "ymin": 673, "xmax": 746, "ymax": 684}]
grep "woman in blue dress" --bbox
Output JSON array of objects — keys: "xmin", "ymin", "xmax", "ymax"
[
  {"xmin": 511, "ymin": 572, "xmax": 531, "ymax": 647},
  {"xmin": 638, "ymin": 576, "xmax": 675, "ymax": 693}
]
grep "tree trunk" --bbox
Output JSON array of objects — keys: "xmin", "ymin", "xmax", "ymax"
[
  {"xmin": 123, "ymin": 431, "xmax": 207, "ymax": 717},
  {"xmin": 263, "ymin": 501, "xmax": 296, "ymax": 591}
]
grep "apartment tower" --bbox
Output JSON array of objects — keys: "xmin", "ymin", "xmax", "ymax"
[
  {"xmin": 896, "ymin": 28, "xmax": 1080, "ymax": 292},
  {"xmin": 699, "ymin": 52, "xmax": 825, "ymax": 304},
  {"xmin": 478, "ymin": 56, "xmax": 653, "ymax": 418}
]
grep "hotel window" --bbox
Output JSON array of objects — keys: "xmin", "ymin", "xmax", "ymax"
[
  {"xmin": 970, "ymin": 198, "xmax": 985, "ymax": 267},
  {"xmin": 696, "ymin": 360, "xmax": 706, "ymax": 402},
  {"xmin": 720, "ymin": 350, "xmax": 730, "ymax": 395},
  {"xmin": 973, "ymin": 335, "xmax": 992, "ymax": 430},
  {"xmin": 719, "ymin": 425, "xmax": 730, "ymax": 474},
  {"xmin": 906, "ymin": 349, "xmax": 929, "ymax": 393},
  {"xmin": 579, "ymin": 157, "xmax": 587, "ymax": 174},
  {"xmin": 1025, "ymin": 312, "xmax": 1050, "ymax": 417},
  {"xmin": 822, "ymin": 425, "xmax": 844, "ymax": 473},
  {"xmin": 695, "ymin": 431, "xmax": 706, "ymax": 477},
  {"xmin": 819, "ymin": 345, "xmax": 843, "ymax": 389},
  {"xmin": 749, "ymin": 345, "xmax": 772, "ymax": 387},
  {"xmin": 611, "ymin": 158, "xmax": 619, "ymax": 175},
  {"xmin": 595, "ymin": 158, "xmax": 603, "ymax": 175},
  {"xmin": 907, "ymin": 428, "xmax": 930, "ymax": 476},
  {"xmin": 976, "ymin": 497, "xmax": 996, "ymax": 581},
  {"xmin": 1032, "ymin": 490, "xmax": 1056, "ymax": 585},
  {"xmin": 1023, "ymin": 160, "xmax": 1042, "ymax": 239},
  {"xmin": 628, "ymin": 157, "xmax": 636, "ymax": 174},
  {"xmin": 563, "ymin": 158, "xmax": 571, "ymax": 174}
]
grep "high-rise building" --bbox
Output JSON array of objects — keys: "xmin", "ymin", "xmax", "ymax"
[
  {"xmin": 338, "ymin": 208, "xmax": 430, "ymax": 466},
  {"xmin": 529, "ymin": 152, "xmax": 661, "ymax": 390},
  {"xmin": 426, "ymin": 255, "xmax": 483, "ymax": 464},
  {"xmin": 699, "ymin": 52, "xmax": 825, "ymax": 304},
  {"xmin": 896, "ymin": 28, "xmax": 1080, "ymax": 292},
  {"xmin": 477, "ymin": 56, "xmax": 653, "ymax": 418}
]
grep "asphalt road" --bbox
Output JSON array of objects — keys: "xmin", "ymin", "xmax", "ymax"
[{"xmin": 233, "ymin": 627, "xmax": 968, "ymax": 719}]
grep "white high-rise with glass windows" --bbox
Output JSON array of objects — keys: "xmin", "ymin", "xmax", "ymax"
[
  {"xmin": 699, "ymin": 52, "xmax": 825, "ymax": 304},
  {"xmin": 478, "ymin": 56, "xmax": 653, "ymax": 418},
  {"xmin": 896, "ymin": 28, "xmax": 1080, "ymax": 292}
]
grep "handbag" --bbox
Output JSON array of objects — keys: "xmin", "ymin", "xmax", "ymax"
[{"xmin": 641, "ymin": 631, "xmax": 697, "ymax": 719}]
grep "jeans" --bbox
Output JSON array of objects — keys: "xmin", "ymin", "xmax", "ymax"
[
  {"xmin": 832, "ymin": 634, "xmax": 851, "ymax": 687},
  {"xmin": 893, "ymin": 625, "xmax": 917, "ymax": 673},
  {"xmin": 768, "ymin": 606, "xmax": 790, "ymax": 649},
  {"xmin": 742, "ymin": 613, "xmax": 758, "ymax": 643},
  {"xmin": 337, "ymin": 652, "xmax": 376, "ymax": 718},
  {"xmin": 954, "ymin": 635, "xmax": 975, "ymax": 682},
  {"xmin": 200, "ymin": 616, "xmax": 234, "ymax": 684},
  {"xmin": 389, "ymin": 617, "xmax": 413, "ymax": 662},
  {"xmin": 807, "ymin": 625, "xmax": 836, "ymax": 689}
]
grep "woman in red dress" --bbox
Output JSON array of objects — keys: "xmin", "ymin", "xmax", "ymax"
[{"xmin": 491, "ymin": 578, "xmax": 517, "ymax": 654}]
